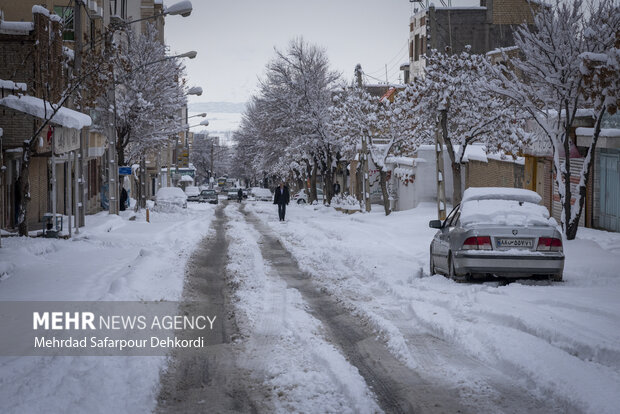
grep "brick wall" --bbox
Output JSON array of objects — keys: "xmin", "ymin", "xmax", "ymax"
[
  {"xmin": 491, "ymin": 0, "xmax": 537, "ymax": 25},
  {"xmin": 0, "ymin": 12, "xmax": 64, "ymax": 149},
  {"xmin": 466, "ymin": 158, "xmax": 524, "ymax": 189}
]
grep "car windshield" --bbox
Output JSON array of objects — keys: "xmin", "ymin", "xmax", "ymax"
[
  {"xmin": 201, "ymin": 190, "xmax": 215, "ymax": 195},
  {"xmin": 460, "ymin": 199, "xmax": 551, "ymax": 227}
]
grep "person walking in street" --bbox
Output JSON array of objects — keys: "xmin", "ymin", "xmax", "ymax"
[
  {"xmin": 333, "ymin": 181, "xmax": 341, "ymax": 195},
  {"xmin": 273, "ymin": 181, "xmax": 290, "ymax": 221},
  {"xmin": 120, "ymin": 187, "xmax": 128, "ymax": 211},
  {"xmin": 237, "ymin": 188, "xmax": 243, "ymax": 203}
]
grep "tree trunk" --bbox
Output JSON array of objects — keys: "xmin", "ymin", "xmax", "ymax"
[
  {"xmin": 117, "ymin": 131, "xmax": 126, "ymax": 167},
  {"xmin": 324, "ymin": 153, "xmax": 334, "ymax": 205},
  {"xmin": 379, "ymin": 168, "xmax": 391, "ymax": 216},
  {"xmin": 562, "ymin": 124, "xmax": 572, "ymax": 238},
  {"xmin": 566, "ymin": 109, "xmax": 604, "ymax": 240},
  {"xmin": 310, "ymin": 157, "xmax": 318, "ymax": 204},
  {"xmin": 451, "ymin": 163, "xmax": 463, "ymax": 206},
  {"xmin": 440, "ymin": 109, "xmax": 463, "ymax": 205},
  {"xmin": 17, "ymin": 141, "xmax": 32, "ymax": 236}
]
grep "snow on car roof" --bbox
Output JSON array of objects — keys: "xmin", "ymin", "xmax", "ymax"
[
  {"xmin": 156, "ymin": 187, "xmax": 187, "ymax": 200},
  {"xmin": 461, "ymin": 199, "xmax": 552, "ymax": 227},
  {"xmin": 461, "ymin": 187, "xmax": 542, "ymax": 205},
  {"xmin": 184, "ymin": 186, "xmax": 200, "ymax": 195},
  {"xmin": 252, "ymin": 188, "xmax": 272, "ymax": 195}
]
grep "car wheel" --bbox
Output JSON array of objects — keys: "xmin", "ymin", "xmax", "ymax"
[
  {"xmin": 429, "ymin": 246, "xmax": 436, "ymax": 276},
  {"xmin": 550, "ymin": 273, "xmax": 563, "ymax": 282},
  {"xmin": 297, "ymin": 199, "xmax": 306, "ymax": 204},
  {"xmin": 449, "ymin": 253, "xmax": 470, "ymax": 283}
]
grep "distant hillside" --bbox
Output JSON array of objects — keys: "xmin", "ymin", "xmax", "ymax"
[{"xmin": 189, "ymin": 102, "xmax": 247, "ymax": 114}]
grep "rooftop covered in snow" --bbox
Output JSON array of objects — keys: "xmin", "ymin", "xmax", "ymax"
[{"xmin": 0, "ymin": 95, "xmax": 92, "ymax": 130}]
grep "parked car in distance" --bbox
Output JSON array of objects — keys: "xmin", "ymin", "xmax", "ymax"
[
  {"xmin": 154, "ymin": 187, "xmax": 187, "ymax": 210},
  {"xmin": 184, "ymin": 186, "xmax": 201, "ymax": 202},
  {"xmin": 252, "ymin": 187, "xmax": 273, "ymax": 202},
  {"xmin": 429, "ymin": 187, "xmax": 564, "ymax": 282},
  {"xmin": 199, "ymin": 189, "xmax": 218, "ymax": 204},
  {"xmin": 227, "ymin": 189, "xmax": 239, "ymax": 200},
  {"xmin": 293, "ymin": 188, "xmax": 324, "ymax": 204}
]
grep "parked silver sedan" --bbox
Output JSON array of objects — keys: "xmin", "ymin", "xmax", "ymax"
[{"xmin": 429, "ymin": 187, "xmax": 564, "ymax": 282}]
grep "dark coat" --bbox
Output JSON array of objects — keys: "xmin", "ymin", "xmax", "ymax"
[{"xmin": 273, "ymin": 185, "xmax": 290, "ymax": 205}]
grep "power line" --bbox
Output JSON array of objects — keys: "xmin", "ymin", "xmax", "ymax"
[{"xmin": 365, "ymin": 40, "xmax": 409, "ymax": 76}]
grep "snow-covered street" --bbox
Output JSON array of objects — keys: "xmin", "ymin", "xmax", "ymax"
[
  {"xmin": 1, "ymin": 200, "xmax": 619, "ymax": 413},
  {"xmin": 0, "ymin": 203, "xmax": 216, "ymax": 413}
]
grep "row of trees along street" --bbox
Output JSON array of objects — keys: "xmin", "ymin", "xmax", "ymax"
[{"xmin": 232, "ymin": 0, "xmax": 619, "ymax": 240}]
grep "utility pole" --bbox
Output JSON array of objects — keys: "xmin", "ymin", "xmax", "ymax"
[
  {"xmin": 74, "ymin": 1, "xmax": 85, "ymax": 230},
  {"xmin": 210, "ymin": 138, "xmax": 214, "ymax": 185},
  {"xmin": 355, "ymin": 64, "xmax": 371, "ymax": 212},
  {"xmin": 435, "ymin": 116, "xmax": 447, "ymax": 220}
]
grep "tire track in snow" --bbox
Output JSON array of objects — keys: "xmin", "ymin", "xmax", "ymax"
[
  {"xmin": 240, "ymin": 205, "xmax": 469, "ymax": 414},
  {"xmin": 156, "ymin": 204, "xmax": 262, "ymax": 414}
]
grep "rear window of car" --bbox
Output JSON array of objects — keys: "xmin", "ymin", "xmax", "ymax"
[{"xmin": 460, "ymin": 199, "xmax": 552, "ymax": 227}]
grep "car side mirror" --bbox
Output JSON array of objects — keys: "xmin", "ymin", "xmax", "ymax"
[{"xmin": 429, "ymin": 220, "xmax": 442, "ymax": 229}]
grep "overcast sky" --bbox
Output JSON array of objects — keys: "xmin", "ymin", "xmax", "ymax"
[{"xmin": 163, "ymin": 0, "xmax": 430, "ymax": 104}]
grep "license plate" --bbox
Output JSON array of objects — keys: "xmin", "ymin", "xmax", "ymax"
[{"xmin": 496, "ymin": 238, "xmax": 533, "ymax": 248}]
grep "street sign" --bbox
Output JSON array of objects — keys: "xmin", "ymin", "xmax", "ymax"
[{"xmin": 119, "ymin": 166, "xmax": 132, "ymax": 175}]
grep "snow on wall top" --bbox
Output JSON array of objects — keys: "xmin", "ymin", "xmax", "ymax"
[
  {"xmin": 576, "ymin": 127, "xmax": 620, "ymax": 138},
  {"xmin": 460, "ymin": 198, "xmax": 551, "ymax": 227},
  {"xmin": 0, "ymin": 20, "xmax": 34, "ymax": 35},
  {"xmin": 0, "ymin": 79, "xmax": 27, "ymax": 91},
  {"xmin": 385, "ymin": 156, "xmax": 417, "ymax": 166},
  {"xmin": 32, "ymin": 5, "xmax": 50, "ymax": 16},
  {"xmin": 0, "ymin": 95, "xmax": 92, "ymax": 130},
  {"xmin": 31, "ymin": 5, "xmax": 62, "ymax": 23},
  {"xmin": 486, "ymin": 46, "xmax": 520, "ymax": 56}
]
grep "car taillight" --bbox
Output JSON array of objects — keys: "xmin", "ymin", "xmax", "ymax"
[
  {"xmin": 462, "ymin": 236, "xmax": 492, "ymax": 250},
  {"xmin": 537, "ymin": 237, "xmax": 563, "ymax": 252}
]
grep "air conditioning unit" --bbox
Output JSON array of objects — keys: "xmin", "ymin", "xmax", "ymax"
[
  {"xmin": 88, "ymin": 0, "xmax": 98, "ymax": 14},
  {"xmin": 93, "ymin": 5, "xmax": 103, "ymax": 19}
]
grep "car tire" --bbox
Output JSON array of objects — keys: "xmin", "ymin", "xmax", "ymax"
[
  {"xmin": 550, "ymin": 273, "xmax": 563, "ymax": 282},
  {"xmin": 297, "ymin": 199, "xmax": 306, "ymax": 204},
  {"xmin": 429, "ymin": 247, "xmax": 436, "ymax": 276},
  {"xmin": 449, "ymin": 253, "xmax": 470, "ymax": 283}
]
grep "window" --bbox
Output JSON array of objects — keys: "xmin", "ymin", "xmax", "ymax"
[
  {"xmin": 53, "ymin": 6, "xmax": 74, "ymax": 41},
  {"xmin": 414, "ymin": 34, "xmax": 420, "ymax": 61}
]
